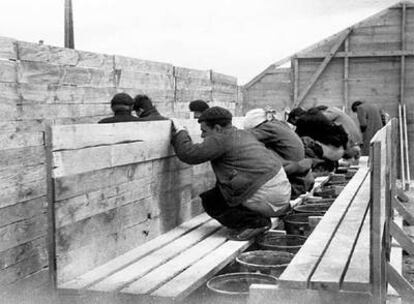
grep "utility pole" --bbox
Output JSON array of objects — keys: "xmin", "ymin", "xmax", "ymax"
[{"xmin": 64, "ymin": 0, "xmax": 75, "ymax": 49}]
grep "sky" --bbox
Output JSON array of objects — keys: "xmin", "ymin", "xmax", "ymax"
[{"xmin": 0, "ymin": 0, "xmax": 401, "ymax": 84}]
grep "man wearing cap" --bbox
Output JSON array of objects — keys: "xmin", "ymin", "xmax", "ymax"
[
  {"xmin": 171, "ymin": 106, "xmax": 291, "ymax": 241},
  {"xmin": 188, "ymin": 99, "xmax": 210, "ymax": 119},
  {"xmin": 133, "ymin": 95, "xmax": 168, "ymax": 121},
  {"xmin": 98, "ymin": 93, "xmax": 141, "ymax": 123}
]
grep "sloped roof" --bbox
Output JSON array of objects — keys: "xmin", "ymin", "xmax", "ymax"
[{"xmin": 244, "ymin": 1, "xmax": 412, "ymax": 89}]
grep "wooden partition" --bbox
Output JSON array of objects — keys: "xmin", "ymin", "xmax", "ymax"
[
  {"xmin": 46, "ymin": 118, "xmax": 245, "ymax": 286},
  {"xmin": 369, "ymin": 118, "xmax": 414, "ymax": 303},
  {"xmin": 0, "ymin": 36, "xmax": 240, "ymax": 293},
  {"xmin": 46, "ymin": 120, "xmax": 206, "ymax": 286}
]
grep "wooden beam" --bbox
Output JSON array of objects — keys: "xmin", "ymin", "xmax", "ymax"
[
  {"xmin": 399, "ymin": 105, "xmax": 406, "ymax": 187},
  {"xmin": 45, "ymin": 123, "xmax": 57, "ymax": 290},
  {"xmin": 296, "ymin": 50, "xmax": 414, "ymax": 59},
  {"xmin": 393, "ymin": 196, "xmax": 414, "ymax": 225},
  {"xmin": 243, "ymin": 56, "xmax": 292, "ymax": 89},
  {"xmin": 387, "ymin": 262, "xmax": 414, "ymax": 303},
  {"xmin": 370, "ymin": 140, "xmax": 383, "ymax": 303},
  {"xmin": 294, "ymin": 29, "xmax": 351, "ymax": 108},
  {"xmin": 293, "ymin": 58, "xmax": 299, "ymax": 106},
  {"xmin": 344, "ymin": 37, "xmax": 350, "ymax": 112},
  {"xmin": 390, "ymin": 220, "xmax": 414, "ymax": 255},
  {"xmin": 403, "ymin": 104, "xmax": 410, "ymax": 189}
]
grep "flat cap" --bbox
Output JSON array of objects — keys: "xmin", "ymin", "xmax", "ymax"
[
  {"xmin": 134, "ymin": 95, "xmax": 153, "ymax": 111},
  {"xmin": 189, "ymin": 100, "xmax": 209, "ymax": 112},
  {"xmin": 198, "ymin": 106, "xmax": 232, "ymax": 123},
  {"xmin": 111, "ymin": 93, "xmax": 134, "ymax": 106}
]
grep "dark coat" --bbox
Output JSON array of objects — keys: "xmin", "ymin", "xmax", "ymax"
[
  {"xmin": 98, "ymin": 111, "xmax": 141, "ymax": 124},
  {"xmin": 171, "ymin": 127, "xmax": 282, "ymax": 207},
  {"xmin": 249, "ymin": 120, "xmax": 304, "ymax": 161},
  {"xmin": 356, "ymin": 103, "xmax": 383, "ymax": 155},
  {"xmin": 137, "ymin": 107, "xmax": 168, "ymax": 121}
]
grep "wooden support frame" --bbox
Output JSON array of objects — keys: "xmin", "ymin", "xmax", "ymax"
[
  {"xmin": 370, "ymin": 140, "xmax": 385, "ymax": 304},
  {"xmin": 296, "ymin": 49, "xmax": 414, "ymax": 59},
  {"xmin": 403, "ymin": 104, "xmax": 410, "ymax": 189},
  {"xmin": 293, "ymin": 28, "xmax": 351, "ymax": 108},
  {"xmin": 343, "ymin": 37, "xmax": 350, "ymax": 112},
  {"xmin": 387, "ymin": 262, "xmax": 414, "ymax": 303},
  {"xmin": 293, "ymin": 57, "xmax": 299, "ymax": 106},
  {"xmin": 45, "ymin": 122, "xmax": 57, "ymax": 290}
]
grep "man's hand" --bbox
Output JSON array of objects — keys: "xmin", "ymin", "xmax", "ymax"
[{"xmin": 170, "ymin": 118, "xmax": 186, "ymax": 134}]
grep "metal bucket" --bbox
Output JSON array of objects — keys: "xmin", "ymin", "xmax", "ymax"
[
  {"xmin": 301, "ymin": 197, "xmax": 335, "ymax": 206},
  {"xmin": 256, "ymin": 232, "xmax": 307, "ymax": 254},
  {"xmin": 206, "ymin": 272, "xmax": 277, "ymax": 303},
  {"xmin": 284, "ymin": 212, "xmax": 323, "ymax": 236},
  {"xmin": 293, "ymin": 203, "xmax": 330, "ymax": 214},
  {"xmin": 236, "ymin": 250, "xmax": 293, "ymax": 277},
  {"xmin": 314, "ymin": 185, "xmax": 344, "ymax": 198}
]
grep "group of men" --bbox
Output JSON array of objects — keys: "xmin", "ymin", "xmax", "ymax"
[{"xmin": 100, "ymin": 93, "xmax": 386, "ymax": 241}]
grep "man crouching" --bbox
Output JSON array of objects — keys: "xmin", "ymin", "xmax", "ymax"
[{"xmin": 170, "ymin": 106, "xmax": 291, "ymax": 241}]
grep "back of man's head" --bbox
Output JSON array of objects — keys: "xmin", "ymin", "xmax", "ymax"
[
  {"xmin": 111, "ymin": 93, "xmax": 134, "ymax": 112},
  {"xmin": 189, "ymin": 100, "xmax": 209, "ymax": 112},
  {"xmin": 134, "ymin": 95, "xmax": 153, "ymax": 112},
  {"xmin": 198, "ymin": 106, "xmax": 232, "ymax": 128},
  {"xmin": 351, "ymin": 101, "xmax": 363, "ymax": 112},
  {"xmin": 287, "ymin": 107, "xmax": 306, "ymax": 125}
]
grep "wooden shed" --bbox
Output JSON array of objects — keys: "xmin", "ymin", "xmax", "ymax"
[{"xmin": 243, "ymin": 1, "xmax": 413, "ymax": 173}]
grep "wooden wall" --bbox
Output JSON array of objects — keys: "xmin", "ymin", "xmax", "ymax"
[
  {"xmin": 0, "ymin": 36, "xmax": 239, "ymax": 295},
  {"xmin": 48, "ymin": 120, "xmax": 214, "ymax": 284},
  {"xmin": 242, "ymin": 2, "xmax": 414, "ymax": 174}
]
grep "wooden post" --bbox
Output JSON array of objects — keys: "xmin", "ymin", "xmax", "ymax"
[
  {"xmin": 399, "ymin": 105, "xmax": 406, "ymax": 187},
  {"xmin": 293, "ymin": 57, "xmax": 299, "ymax": 107},
  {"xmin": 370, "ymin": 140, "xmax": 385, "ymax": 304},
  {"xmin": 64, "ymin": 0, "xmax": 75, "ymax": 49},
  {"xmin": 344, "ymin": 37, "xmax": 350, "ymax": 112},
  {"xmin": 403, "ymin": 104, "xmax": 410, "ymax": 189},
  {"xmin": 294, "ymin": 28, "xmax": 351, "ymax": 108},
  {"xmin": 45, "ymin": 123, "xmax": 57, "ymax": 289}
]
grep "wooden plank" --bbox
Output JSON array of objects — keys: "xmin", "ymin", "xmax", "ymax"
[
  {"xmin": 393, "ymin": 196, "xmax": 414, "ymax": 225},
  {"xmin": 54, "ymin": 161, "xmax": 152, "ymax": 201},
  {"xmin": 390, "ymin": 221, "xmax": 414, "ymax": 255},
  {"xmin": 277, "ymin": 168, "xmax": 370, "ymax": 289},
  {"xmin": 249, "ymin": 284, "xmax": 372, "ymax": 304},
  {"xmin": 57, "ymin": 216, "xmax": 162, "ymax": 284},
  {"xmin": 297, "ymin": 50, "xmax": 414, "ymax": 59},
  {"xmin": 55, "ymin": 198, "xmax": 157, "ymax": 255},
  {"xmin": 0, "ymin": 131, "xmax": 44, "ymax": 150},
  {"xmin": 88, "ymin": 219, "xmax": 221, "ymax": 292},
  {"xmin": 0, "ymin": 196, "xmax": 47, "ymax": 227},
  {"xmin": 344, "ymin": 37, "xmax": 350, "ymax": 111},
  {"xmin": 342, "ymin": 212, "xmax": 370, "ymax": 292},
  {"xmin": 59, "ymin": 213, "xmax": 210, "ymax": 289},
  {"xmin": 295, "ymin": 29, "xmax": 351, "ymax": 108},
  {"xmin": 310, "ymin": 178, "xmax": 370, "ymax": 291},
  {"xmin": 387, "ymin": 262, "xmax": 414, "ymax": 302},
  {"xmin": 121, "ymin": 228, "xmax": 228, "ymax": 294},
  {"xmin": 0, "ymin": 236, "xmax": 46, "ymax": 271},
  {"xmin": 55, "ymin": 177, "xmax": 152, "ymax": 228},
  {"xmin": 51, "ymin": 120, "xmax": 201, "ymax": 151},
  {"xmin": 150, "ymin": 238, "xmax": 253, "ymax": 301},
  {"xmin": 370, "ymin": 139, "xmax": 384, "ymax": 304},
  {"xmin": 52, "ymin": 139, "xmax": 173, "ymax": 178},
  {"xmin": 388, "ymin": 214, "xmax": 403, "ymax": 297},
  {"xmin": 0, "ymin": 213, "xmax": 47, "ymax": 252}
]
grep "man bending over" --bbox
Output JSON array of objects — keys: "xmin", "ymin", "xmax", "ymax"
[{"xmin": 170, "ymin": 107, "xmax": 291, "ymax": 241}]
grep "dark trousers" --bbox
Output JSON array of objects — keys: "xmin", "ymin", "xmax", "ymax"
[{"xmin": 200, "ymin": 186, "xmax": 271, "ymax": 229}]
